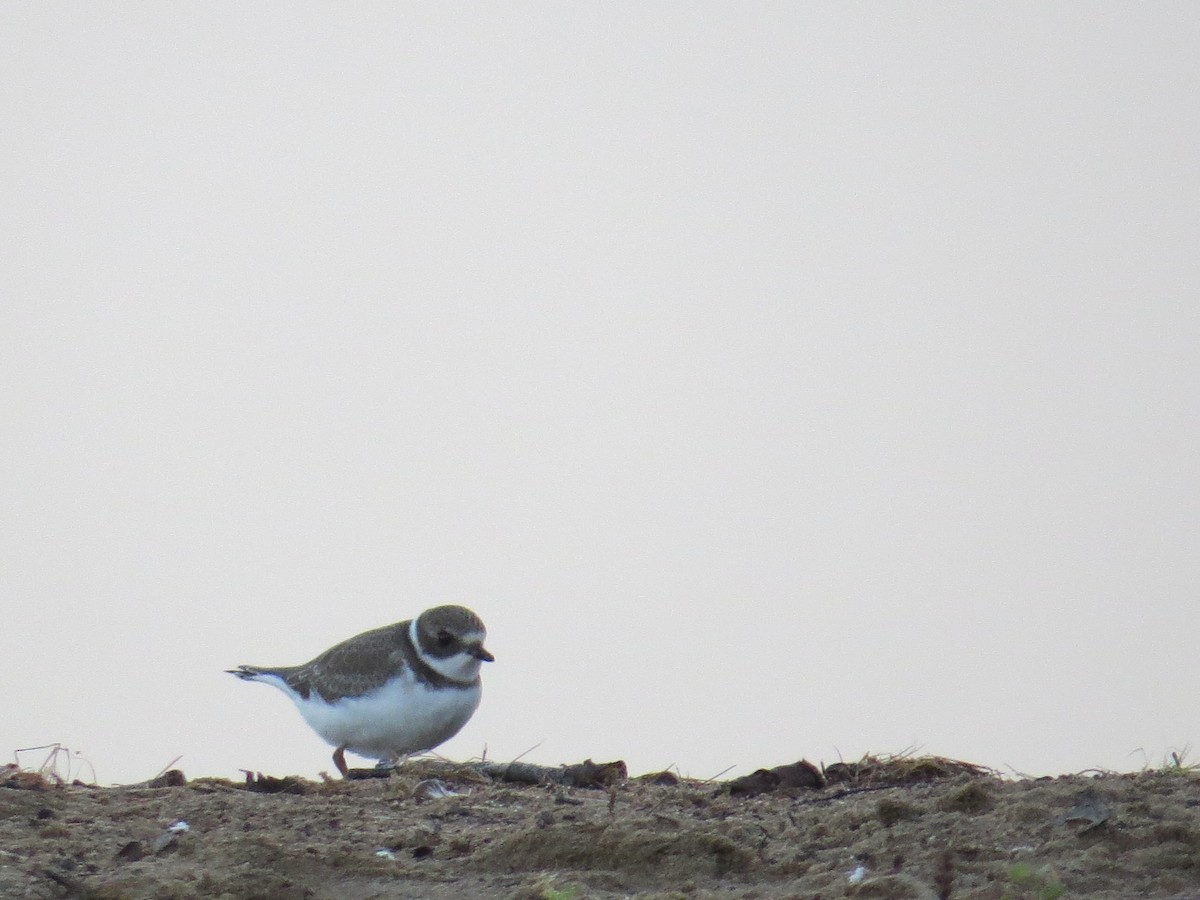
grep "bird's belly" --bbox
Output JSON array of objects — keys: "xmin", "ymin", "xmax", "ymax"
[{"xmin": 295, "ymin": 676, "xmax": 481, "ymax": 759}]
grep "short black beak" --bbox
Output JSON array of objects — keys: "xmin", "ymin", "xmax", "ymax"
[{"xmin": 469, "ymin": 644, "xmax": 494, "ymax": 663}]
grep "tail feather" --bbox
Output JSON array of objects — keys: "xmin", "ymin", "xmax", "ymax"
[
  {"xmin": 227, "ymin": 665, "xmax": 301, "ymax": 700},
  {"xmin": 227, "ymin": 665, "xmax": 266, "ymax": 681}
]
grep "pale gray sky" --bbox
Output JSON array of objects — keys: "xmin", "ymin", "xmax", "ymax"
[{"xmin": 3, "ymin": 4, "xmax": 1198, "ymax": 785}]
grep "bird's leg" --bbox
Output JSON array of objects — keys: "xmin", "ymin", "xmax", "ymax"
[
  {"xmin": 374, "ymin": 753, "xmax": 400, "ymax": 774},
  {"xmin": 333, "ymin": 747, "xmax": 349, "ymax": 778}
]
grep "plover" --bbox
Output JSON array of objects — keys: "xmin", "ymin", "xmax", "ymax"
[{"xmin": 227, "ymin": 605, "xmax": 493, "ymax": 777}]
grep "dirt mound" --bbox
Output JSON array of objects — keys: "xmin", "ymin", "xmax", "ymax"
[{"xmin": 2, "ymin": 757, "xmax": 1199, "ymax": 898}]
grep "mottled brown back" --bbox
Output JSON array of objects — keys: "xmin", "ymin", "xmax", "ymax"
[{"xmin": 243, "ymin": 617, "xmax": 479, "ymax": 703}]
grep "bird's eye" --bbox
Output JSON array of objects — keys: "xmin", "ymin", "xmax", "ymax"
[{"xmin": 436, "ymin": 631, "xmax": 455, "ymax": 647}]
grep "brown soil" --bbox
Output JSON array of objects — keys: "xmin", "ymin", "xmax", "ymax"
[{"xmin": 3, "ymin": 756, "xmax": 1200, "ymax": 899}]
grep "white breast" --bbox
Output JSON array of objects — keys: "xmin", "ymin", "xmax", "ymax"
[{"xmin": 292, "ymin": 670, "xmax": 482, "ymax": 762}]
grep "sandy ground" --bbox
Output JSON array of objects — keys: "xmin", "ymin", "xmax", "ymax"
[{"xmin": 3, "ymin": 755, "xmax": 1200, "ymax": 899}]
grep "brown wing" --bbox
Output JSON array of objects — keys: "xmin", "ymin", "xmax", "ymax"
[{"xmin": 284, "ymin": 621, "xmax": 412, "ymax": 703}]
